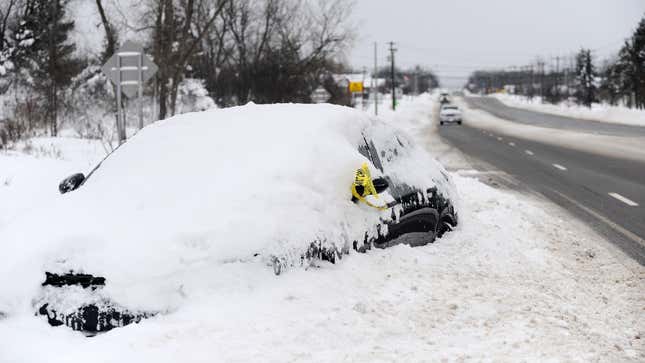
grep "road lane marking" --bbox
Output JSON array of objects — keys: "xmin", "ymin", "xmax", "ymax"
[
  {"xmin": 497, "ymin": 137, "xmax": 503, "ymax": 141},
  {"xmin": 551, "ymin": 190, "xmax": 644, "ymax": 249},
  {"xmin": 552, "ymin": 164, "xmax": 567, "ymax": 171},
  {"xmin": 609, "ymin": 193, "xmax": 639, "ymax": 207},
  {"xmin": 525, "ymin": 150, "xmax": 534, "ymax": 155},
  {"xmin": 508, "ymin": 142, "xmax": 515, "ymax": 147}
]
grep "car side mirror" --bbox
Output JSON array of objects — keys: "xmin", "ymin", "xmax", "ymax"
[
  {"xmin": 372, "ymin": 177, "xmax": 389, "ymax": 194},
  {"xmin": 59, "ymin": 173, "xmax": 85, "ymax": 194}
]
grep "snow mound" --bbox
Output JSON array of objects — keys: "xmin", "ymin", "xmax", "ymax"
[{"xmin": 0, "ymin": 103, "xmax": 454, "ymax": 314}]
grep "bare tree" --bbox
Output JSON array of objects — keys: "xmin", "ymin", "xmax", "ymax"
[
  {"xmin": 0, "ymin": 0, "xmax": 19, "ymax": 93},
  {"xmin": 0, "ymin": 0, "xmax": 18, "ymax": 51},
  {"xmin": 214, "ymin": 0, "xmax": 353, "ymax": 104},
  {"xmin": 95, "ymin": 0, "xmax": 117, "ymax": 63},
  {"xmin": 150, "ymin": 0, "xmax": 228, "ymax": 120}
]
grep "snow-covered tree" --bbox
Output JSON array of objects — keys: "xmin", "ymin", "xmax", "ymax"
[
  {"xmin": 6, "ymin": 0, "xmax": 83, "ymax": 135},
  {"xmin": 175, "ymin": 78, "xmax": 216, "ymax": 114}
]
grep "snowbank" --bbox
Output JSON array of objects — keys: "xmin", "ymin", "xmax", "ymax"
[
  {"xmin": 493, "ymin": 93, "xmax": 645, "ymax": 127},
  {"xmin": 0, "ymin": 138, "xmax": 105, "ymax": 230},
  {"xmin": 0, "ymin": 172, "xmax": 641, "ymax": 362},
  {"xmin": 0, "ymin": 97, "xmax": 642, "ymax": 362}
]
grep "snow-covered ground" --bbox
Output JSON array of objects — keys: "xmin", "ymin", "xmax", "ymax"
[
  {"xmin": 0, "ymin": 138, "xmax": 106, "ymax": 230},
  {"xmin": 492, "ymin": 93, "xmax": 645, "ymax": 127},
  {"xmin": 0, "ymin": 96, "xmax": 643, "ymax": 362}
]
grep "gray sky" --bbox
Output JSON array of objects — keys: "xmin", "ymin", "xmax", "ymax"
[{"xmin": 348, "ymin": 0, "xmax": 645, "ymax": 89}]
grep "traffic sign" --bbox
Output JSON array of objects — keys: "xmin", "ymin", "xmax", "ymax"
[
  {"xmin": 311, "ymin": 86, "xmax": 331, "ymax": 103},
  {"xmin": 348, "ymin": 81, "xmax": 364, "ymax": 93},
  {"xmin": 101, "ymin": 40, "xmax": 158, "ymax": 98},
  {"xmin": 101, "ymin": 40, "xmax": 158, "ymax": 143}
]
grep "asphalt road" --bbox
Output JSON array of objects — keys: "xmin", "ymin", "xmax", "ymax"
[
  {"xmin": 464, "ymin": 96, "xmax": 645, "ymax": 137},
  {"xmin": 440, "ymin": 99, "xmax": 645, "ymax": 264}
]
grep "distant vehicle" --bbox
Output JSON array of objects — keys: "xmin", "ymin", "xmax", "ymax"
[
  {"xmin": 0, "ymin": 104, "xmax": 459, "ymax": 335},
  {"xmin": 439, "ymin": 105, "xmax": 462, "ymax": 125},
  {"xmin": 439, "ymin": 91, "xmax": 450, "ymax": 104}
]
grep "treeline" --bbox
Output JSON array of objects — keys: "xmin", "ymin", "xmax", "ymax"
[
  {"xmin": 374, "ymin": 66, "xmax": 440, "ymax": 95},
  {"xmin": 0, "ymin": 0, "xmax": 354, "ymax": 142},
  {"xmin": 466, "ymin": 15, "xmax": 645, "ymax": 109}
]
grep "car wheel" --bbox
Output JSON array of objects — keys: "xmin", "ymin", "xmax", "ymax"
[
  {"xmin": 457, "ymin": 121, "xmax": 462, "ymax": 125},
  {"xmin": 437, "ymin": 206, "xmax": 457, "ymax": 239},
  {"xmin": 440, "ymin": 121, "xmax": 444, "ymax": 125}
]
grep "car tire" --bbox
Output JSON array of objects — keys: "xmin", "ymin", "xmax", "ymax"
[
  {"xmin": 437, "ymin": 206, "xmax": 457, "ymax": 239},
  {"xmin": 457, "ymin": 121, "xmax": 462, "ymax": 125},
  {"xmin": 440, "ymin": 121, "xmax": 444, "ymax": 125}
]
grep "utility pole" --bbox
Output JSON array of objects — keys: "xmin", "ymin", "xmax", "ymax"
[
  {"xmin": 530, "ymin": 63, "xmax": 535, "ymax": 100},
  {"xmin": 552, "ymin": 55, "xmax": 561, "ymax": 100},
  {"xmin": 413, "ymin": 65, "xmax": 419, "ymax": 97},
  {"xmin": 373, "ymin": 42, "xmax": 378, "ymax": 116},
  {"xmin": 536, "ymin": 60, "xmax": 545, "ymax": 101},
  {"xmin": 362, "ymin": 66, "xmax": 367, "ymax": 110},
  {"xmin": 388, "ymin": 41, "xmax": 397, "ymax": 110}
]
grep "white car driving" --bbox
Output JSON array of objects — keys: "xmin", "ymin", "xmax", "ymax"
[{"xmin": 439, "ymin": 105, "xmax": 462, "ymax": 125}]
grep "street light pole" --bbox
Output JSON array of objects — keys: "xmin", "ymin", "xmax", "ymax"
[
  {"xmin": 389, "ymin": 41, "xmax": 397, "ymax": 111},
  {"xmin": 374, "ymin": 42, "xmax": 378, "ymax": 116}
]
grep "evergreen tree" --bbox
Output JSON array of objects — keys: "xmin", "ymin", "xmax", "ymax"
[
  {"xmin": 11, "ymin": 0, "xmax": 81, "ymax": 135},
  {"xmin": 600, "ymin": 60, "xmax": 624, "ymax": 106},
  {"xmin": 605, "ymin": 15, "xmax": 645, "ymax": 109},
  {"xmin": 628, "ymin": 15, "xmax": 645, "ymax": 108},
  {"xmin": 574, "ymin": 48, "xmax": 597, "ymax": 108}
]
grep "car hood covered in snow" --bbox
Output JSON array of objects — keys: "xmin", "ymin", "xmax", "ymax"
[{"xmin": 0, "ymin": 103, "xmax": 455, "ymax": 314}]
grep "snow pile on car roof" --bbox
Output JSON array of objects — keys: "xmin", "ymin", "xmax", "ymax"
[{"xmin": 0, "ymin": 103, "xmax": 454, "ymax": 314}]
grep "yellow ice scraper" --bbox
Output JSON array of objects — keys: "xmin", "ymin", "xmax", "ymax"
[{"xmin": 351, "ymin": 163, "xmax": 388, "ymax": 210}]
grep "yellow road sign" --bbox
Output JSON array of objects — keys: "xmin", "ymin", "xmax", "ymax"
[{"xmin": 348, "ymin": 81, "xmax": 364, "ymax": 93}]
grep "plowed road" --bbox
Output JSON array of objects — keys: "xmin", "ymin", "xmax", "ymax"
[{"xmin": 439, "ymin": 97, "xmax": 645, "ymax": 264}]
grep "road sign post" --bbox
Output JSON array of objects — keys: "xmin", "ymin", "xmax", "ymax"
[
  {"xmin": 138, "ymin": 52, "xmax": 143, "ymax": 130},
  {"xmin": 116, "ymin": 52, "xmax": 122, "ymax": 142},
  {"xmin": 102, "ymin": 40, "xmax": 158, "ymax": 144}
]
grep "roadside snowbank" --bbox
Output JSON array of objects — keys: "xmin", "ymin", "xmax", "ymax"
[
  {"xmin": 1, "ymin": 169, "xmax": 642, "ymax": 362},
  {"xmin": 0, "ymin": 97, "xmax": 642, "ymax": 362},
  {"xmin": 493, "ymin": 93, "xmax": 645, "ymax": 127}
]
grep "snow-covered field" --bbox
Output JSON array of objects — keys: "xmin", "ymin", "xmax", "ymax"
[
  {"xmin": 493, "ymin": 93, "xmax": 645, "ymax": 127},
  {"xmin": 0, "ymin": 96, "xmax": 643, "ymax": 362}
]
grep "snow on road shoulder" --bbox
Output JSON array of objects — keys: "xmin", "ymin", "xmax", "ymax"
[
  {"xmin": 0, "ymin": 98, "xmax": 643, "ymax": 362},
  {"xmin": 493, "ymin": 93, "xmax": 645, "ymax": 127},
  {"xmin": 1, "ymin": 171, "xmax": 642, "ymax": 362}
]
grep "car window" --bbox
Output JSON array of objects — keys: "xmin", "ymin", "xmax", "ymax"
[{"xmin": 376, "ymin": 133, "xmax": 410, "ymax": 165}]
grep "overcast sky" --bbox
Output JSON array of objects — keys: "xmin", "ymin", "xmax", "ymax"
[{"xmin": 348, "ymin": 0, "xmax": 645, "ymax": 88}]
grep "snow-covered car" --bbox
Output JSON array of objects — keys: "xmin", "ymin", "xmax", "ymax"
[
  {"xmin": 439, "ymin": 105, "xmax": 462, "ymax": 125},
  {"xmin": 0, "ymin": 103, "xmax": 458, "ymax": 334}
]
